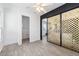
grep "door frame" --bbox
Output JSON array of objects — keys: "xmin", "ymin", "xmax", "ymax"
[
  {"xmin": 22, "ymin": 15, "xmax": 30, "ymax": 44},
  {"xmin": 18, "ymin": 14, "xmax": 30, "ymax": 45},
  {"xmin": 42, "ymin": 18, "xmax": 48, "ymax": 39}
]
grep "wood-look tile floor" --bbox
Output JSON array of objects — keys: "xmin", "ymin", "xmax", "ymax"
[{"xmin": 0, "ymin": 38, "xmax": 79, "ymax": 56}]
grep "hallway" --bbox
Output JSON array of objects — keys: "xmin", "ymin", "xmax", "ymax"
[{"xmin": 0, "ymin": 39, "xmax": 79, "ymax": 56}]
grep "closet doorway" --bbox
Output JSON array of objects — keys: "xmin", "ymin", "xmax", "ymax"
[
  {"xmin": 22, "ymin": 16, "xmax": 30, "ymax": 43},
  {"xmin": 42, "ymin": 18, "xmax": 48, "ymax": 41}
]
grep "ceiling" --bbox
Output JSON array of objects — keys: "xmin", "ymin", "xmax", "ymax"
[
  {"xmin": 39, "ymin": 3, "xmax": 65, "ymax": 15},
  {"xmin": 0, "ymin": 3, "xmax": 65, "ymax": 15}
]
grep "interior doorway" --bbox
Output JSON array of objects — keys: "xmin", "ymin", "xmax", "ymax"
[
  {"xmin": 22, "ymin": 16, "xmax": 30, "ymax": 43},
  {"xmin": 42, "ymin": 18, "xmax": 48, "ymax": 41}
]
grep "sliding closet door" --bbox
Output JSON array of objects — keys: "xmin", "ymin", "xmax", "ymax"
[
  {"xmin": 48, "ymin": 15, "xmax": 60, "ymax": 45},
  {"xmin": 62, "ymin": 8, "xmax": 79, "ymax": 52}
]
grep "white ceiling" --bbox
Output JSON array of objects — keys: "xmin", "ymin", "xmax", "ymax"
[
  {"xmin": 0, "ymin": 3, "xmax": 65, "ymax": 15},
  {"xmin": 39, "ymin": 3, "xmax": 65, "ymax": 15}
]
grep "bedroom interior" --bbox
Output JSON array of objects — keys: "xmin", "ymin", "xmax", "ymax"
[{"xmin": 0, "ymin": 3, "xmax": 79, "ymax": 56}]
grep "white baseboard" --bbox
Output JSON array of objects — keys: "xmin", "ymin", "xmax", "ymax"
[{"xmin": 3, "ymin": 41, "xmax": 18, "ymax": 46}]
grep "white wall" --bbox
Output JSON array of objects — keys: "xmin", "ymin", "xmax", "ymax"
[
  {"xmin": 22, "ymin": 16, "xmax": 29, "ymax": 39},
  {"xmin": 0, "ymin": 8, "xmax": 4, "ymax": 44},
  {"xmin": 19, "ymin": 7, "xmax": 40, "ymax": 44},
  {"xmin": 3, "ymin": 7, "xmax": 40, "ymax": 45},
  {"xmin": 4, "ymin": 7, "xmax": 19, "ymax": 45}
]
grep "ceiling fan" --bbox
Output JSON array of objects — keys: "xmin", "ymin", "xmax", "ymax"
[{"xmin": 32, "ymin": 3, "xmax": 53, "ymax": 13}]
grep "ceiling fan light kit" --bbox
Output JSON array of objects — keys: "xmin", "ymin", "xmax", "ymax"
[{"xmin": 33, "ymin": 3, "xmax": 46, "ymax": 13}]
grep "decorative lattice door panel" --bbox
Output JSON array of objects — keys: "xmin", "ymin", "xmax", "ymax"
[
  {"xmin": 62, "ymin": 8, "xmax": 79, "ymax": 52},
  {"xmin": 48, "ymin": 15, "xmax": 60, "ymax": 45}
]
